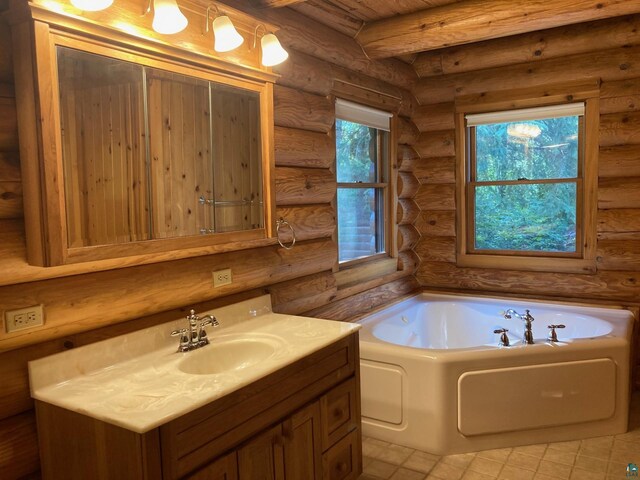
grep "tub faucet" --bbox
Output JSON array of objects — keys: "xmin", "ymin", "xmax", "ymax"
[
  {"xmin": 503, "ymin": 308, "xmax": 535, "ymax": 345},
  {"xmin": 171, "ymin": 309, "xmax": 219, "ymax": 352}
]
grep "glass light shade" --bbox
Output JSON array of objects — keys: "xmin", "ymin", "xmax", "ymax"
[
  {"xmin": 70, "ymin": 0, "xmax": 113, "ymax": 11},
  {"xmin": 152, "ymin": 0, "xmax": 188, "ymax": 35},
  {"xmin": 213, "ymin": 16, "xmax": 244, "ymax": 52},
  {"xmin": 260, "ymin": 33, "xmax": 288, "ymax": 67}
]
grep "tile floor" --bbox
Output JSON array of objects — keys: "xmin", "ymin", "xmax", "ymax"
[{"xmin": 359, "ymin": 392, "xmax": 640, "ymax": 480}]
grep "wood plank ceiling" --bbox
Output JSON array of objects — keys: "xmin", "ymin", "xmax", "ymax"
[{"xmin": 252, "ymin": 0, "xmax": 640, "ymax": 75}]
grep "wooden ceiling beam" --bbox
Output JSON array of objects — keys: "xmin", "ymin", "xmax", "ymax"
[
  {"xmin": 250, "ymin": 0, "xmax": 307, "ymax": 7},
  {"xmin": 355, "ymin": 0, "xmax": 640, "ymax": 58}
]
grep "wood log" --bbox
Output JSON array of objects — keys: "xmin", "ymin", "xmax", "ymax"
[
  {"xmin": 268, "ymin": 271, "xmax": 337, "ymax": 315},
  {"xmin": 274, "ymin": 127, "xmax": 334, "ymax": 169},
  {"xmin": 414, "ymin": 184, "xmax": 456, "ymax": 211},
  {"xmin": 396, "ymin": 145, "xmax": 420, "ymax": 173},
  {"xmin": 0, "ymin": 238, "xmax": 338, "ymax": 352},
  {"xmin": 413, "ymin": 103, "xmax": 455, "ymax": 132},
  {"xmin": 414, "ymin": 236, "xmax": 456, "ymax": 262},
  {"xmin": 251, "ymin": 0, "xmax": 305, "ymax": 7},
  {"xmin": 275, "ymin": 167, "xmax": 335, "ymax": 205},
  {"xmin": 599, "ymin": 144, "xmax": 640, "ymax": 178},
  {"xmin": 289, "ymin": 1, "xmax": 363, "ymax": 38},
  {"xmin": 305, "ymin": 276, "xmax": 419, "ymax": 321},
  {"xmin": 397, "ymin": 172, "xmax": 420, "ymax": 199},
  {"xmin": 355, "ymin": 0, "xmax": 640, "ymax": 59},
  {"xmin": 0, "ymin": 181, "xmax": 22, "ymax": 219},
  {"xmin": 414, "ymin": 156, "xmax": 455, "ymax": 184},
  {"xmin": 0, "ymin": 82, "xmax": 15, "ymax": 99},
  {"xmin": 599, "ymin": 177, "xmax": 640, "ymax": 209},
  {"xmin": 274, "ymin": 85, "xmax": 334, "ymax": 133},
  {"xmin": 274, "ymin": 49, "xmax": 334, "ymax": 96},
  {"xmin": 414, "ymin": 15, "xmax": 640, "ymax": 78},
  {"xmin": 222, "ymin": 0, "xmax": 417, "ymax": 88},
  {"xmin": 0, "ymin": 412, "xmax": 39, "ymax": 479},
  {"xmin": 397, "ymin": 198, "xmax": 420, "ymax": 225},
  {"xmin": 0, "ymin": 97, "xmax": 18, "ymax": 151},
  {"xmin": 415, "ymin": 210, "xmax": 456, "ymax": 237},
  {"xmin": 601, "ymin": 76, "xmax": 640, "ymax": 99},
  {"xmin": 598, "ymin": 209, "xmax": 640, "ymax": 233},
  {"xmin": 416, "ymin": 261, "xmax": 640, "ymax": 302},
  {"xmin": 397, "ymin": 250, "xmax": 420, "ymax": 274},
  {"xmin": 398, "ymin": 117, "xmax": 419, "ymax": 146},
  {"xmin": 414, "ymin": 46, "xmax": 640, "ymax": 104},
  {"xmin": 415, "ymin": 130, "xmax": 456, "ymax": 158},
  {"xmin": 600, "ymin": 94, "xmax": 640, "ymax": 115},
  {"xmin": 274, "ymin": 204, "xmax": 335, "ymax": 242},
  {"xmin": 596, "ymin": 239, "xmax": 640, "ymax": 271},
  {"xmin": 600, "ymin": 111, "xmax": 640, "ymax": 147},
  {"xmin": 397, "ymin": 224, "xmax": 420, "ymax": 253},
  {"xmin": 335, "ymin": 258, "xmax": 398, "ymax": 289},
  {"xmin": 0, "ymin": 151, "xmax": 20, "ymax": 182}
]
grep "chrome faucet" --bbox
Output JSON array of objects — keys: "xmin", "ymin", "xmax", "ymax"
[
  {"xmin": 171, "ymin": 309, "xmax": 219, "ymax": 352},
  {"xmin": 503, "ymin": 308, "xmax": 535, "ymax": 345}
]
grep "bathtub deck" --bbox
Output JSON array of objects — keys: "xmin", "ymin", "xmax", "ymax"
[{"xmin": 359, "ymin": 392, "xmax": 640, "ymax": 480}]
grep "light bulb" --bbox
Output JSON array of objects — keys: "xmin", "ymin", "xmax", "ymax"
[
  {"xmin": 152, "ymin": 0, "xmax": 188, "ymax": 35},
  {"xmin": 213, "ymin": 15, "xmax": 244, "ymax": 52},
  {"xmin": 260, "ymin": 33, "xmax": 288, "ymax": 67},
  {"xmin": 70, "ymin": 0, "xmax": 113, "ymax": 11}
]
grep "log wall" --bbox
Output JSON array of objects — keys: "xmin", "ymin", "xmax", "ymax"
[
  {"xmin": 0, "ymin": 8, "xmax": 420, "ymax": 478},
  {"xmin": 411, "ymin": 15, "xmax": 640, "ymax": 389}
]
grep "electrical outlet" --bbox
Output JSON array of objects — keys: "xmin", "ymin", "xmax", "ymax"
[
  {"xmin": 213, "ymin": 268, "xmax": 232, "ymax": 288},
  {"xmin": 5, "ymin": 305, "xmax": 44, "ymax": 333}
]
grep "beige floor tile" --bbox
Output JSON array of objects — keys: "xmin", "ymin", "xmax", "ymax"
[
  {"xmin": 376, "ymin": 444, "xmax": 415, "ymax": 465},
  {"xmin": 468, "ymin": 457, "xmax": 504, "ymax": 477},
  {"xmin": 534, "ymin": 474, "xmax": 561, "ymax": 480},
  {"xmin": 507, "ymin": 452, "xmax": 541, "ymax": 472},
  {"xmin": 364, "ymin": 459, "xmax": 399, "ymax": 479},
  {"xmin": 462, "ymin": 471, "xmax": 496, "ymax": 480},
  {"xmin": 403, "ymin": 451, "xmax": 441, "ymax": 474},
  {"xmin": 390, "ymin": 467, "xmax": 427, "ymax": 480},
  {"xmin": 574, "ymin": 454, "xmax": 608, "ymax": 473},
  {"xmin": 614, "ymin": 430, "xmax": 640, "ymax": 443},
  {"xmin": 580, "ymin": 436, "xmax": 614, "ymax": 450},
  {"xmin": 364, "ymin": 438, "xmax": 392, "ymax": 458},
  {"xmin": 358, "ymin": 475, "xmax": 382, "ymax": 480},
  {"xmin": 547, "ymin": 441, "xmax": 581, "ymax": 454},
  {"xmin": 606, "ymin": 461, "xmax": 629, "ymax": 476},
  {"xmin": 609, "ymin": 448, "xmax": 639, "ymax": 464},
  {"xmin": 568, "ymin": 468, "xmax": 605, "ymax": 480},
  {"xmin": 477, "ymin": 448, "xmax": 512, "ymax": 463},
  {"xmin": 441, "ymin": 454, "xmax": 475, "ymax": 469},
  {"xmin": 542, "ymin": 449, "xmax": 576, "ymax": 466},
  {"xmin": 364, "ymin": 456, "xmax": 374, "ymax": 468},
  {"xmin": 498, "ymin": 464, "xmax": 535, "ymax": 480},
  {"xmin": 513, "ymin": 445, "xmax": 547, "ymax": 458},
  {"xmin": 535, "ymin": 460, "xmax": 572, "ymax": 480},
  {"xmin": 430, "ymin": 461, "xmax": 466, "ymax": 480},
  {"xmin": 578, "ymin": 446, "xmax": 611, "ymax": 461}
]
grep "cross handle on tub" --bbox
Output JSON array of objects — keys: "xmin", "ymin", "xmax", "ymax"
[{"xmin": 547, "ymin": 324, "xmax": 566, "ymax": 342}]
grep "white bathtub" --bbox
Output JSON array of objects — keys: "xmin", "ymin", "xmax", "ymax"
[{"xmin": 358, "ymin": 293, "xmax": 635, "ymax": 455}]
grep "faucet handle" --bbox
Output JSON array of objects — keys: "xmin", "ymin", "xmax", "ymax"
[
  {"xmin": 547, "ymin": 324, "xmax": 565, "ymax": 342},
  {"xmin": 171, "ymin": 328, "xmax": 190, "ymax": 351},
  {"xmin": 493, "ymin": 328, "xmax": 510, "ymax": 347}
]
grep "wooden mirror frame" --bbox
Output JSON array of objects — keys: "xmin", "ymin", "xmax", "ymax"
[{"xmin": 6, "ymin": 0, "xmax": 277, "ymax": 266}]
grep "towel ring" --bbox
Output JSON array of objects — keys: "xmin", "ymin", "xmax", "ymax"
[{"xmin": 276, "ymin": 218, "xmax": 296, "ymax": 250}]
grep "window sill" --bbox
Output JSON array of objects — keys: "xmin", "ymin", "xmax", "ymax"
[
  {"xmin": 336, "ymin": 256, "xmax": 398, "ymax": 289},
  {"xmin": 456, "ymin": 253, "xmax": 596, "ymax": 274}
]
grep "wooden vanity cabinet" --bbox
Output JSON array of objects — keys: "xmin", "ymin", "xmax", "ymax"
[{"xmin": 35, "ymin": 333, "xmax": 362, "ymax": 480}]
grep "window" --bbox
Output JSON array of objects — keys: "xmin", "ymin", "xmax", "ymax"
[
  {"xmin": 457, "ymin": 98, "xmax": 598, "ymax": 273},
  {"xmin": 335, "ymin": 99, "xmax": 391, "ymax": 264}
]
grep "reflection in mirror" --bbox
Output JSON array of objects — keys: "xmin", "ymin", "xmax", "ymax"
[{"xmin": 57, "ymin": 47, "xmax": 264, "ymax": 249}]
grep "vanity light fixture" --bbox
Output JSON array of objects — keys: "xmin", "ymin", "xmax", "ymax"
[
  {"xmin": 206, "ymin": 5, "xmax": 244, "ymax": 53},
  {"xmin": 254, "ymin": 25, "xmax": 288, "ymax": 67},
  {"xmin": 70, "ymin": 0, "xmax": 113, "ymax": 11},
  {"xmin": 151, "ymin": 0, "xmax": 188, "ymax": 35}
]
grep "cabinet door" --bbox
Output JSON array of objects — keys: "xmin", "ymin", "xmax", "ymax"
[
  {"xmin": 283, "ymin": 401, "xmax": 323, "ymax": 479},
  {"xmin": 188, "ymin": 451, "xmax": 238, "ymax": 480},
  {"xmin": 237, "ymin": 424, "xmax": 285, "ymax": 480}
]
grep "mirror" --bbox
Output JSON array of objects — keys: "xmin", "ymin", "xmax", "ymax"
[{"xmin": 57, "ymin": 47, "xmax": 264, "ymax": 249}]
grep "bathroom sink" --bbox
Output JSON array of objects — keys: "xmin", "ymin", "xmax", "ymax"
[{"xmin": 177, "ymin": 334, "xmax": 282, "ymax": 375}]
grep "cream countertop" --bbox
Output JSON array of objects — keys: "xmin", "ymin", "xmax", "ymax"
[{"xmin": 29, "ymin": 295, "xmax": 360, "ymax": 433}]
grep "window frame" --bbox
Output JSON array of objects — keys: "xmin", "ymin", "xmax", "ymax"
[
  {"xmin": 334, "ymin": 99, "xmax": 394, "ymax": 267},
  {"xmin": 455, "ymin": 85, "xmax": 599, "ymax": 274}
]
